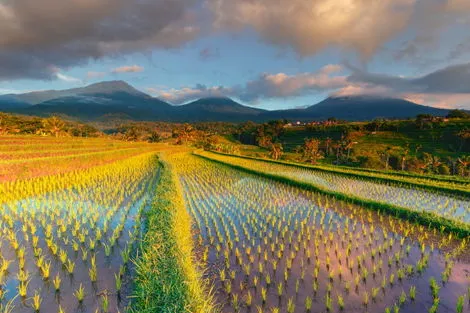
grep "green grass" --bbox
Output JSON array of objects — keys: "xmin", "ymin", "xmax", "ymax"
[
  {"xmin": 131, "ymin": 156, "xmax": 216, "ymax": 313},
  {"xmin": 195, "ymin": 151, "xmax": 470, "ymax": 238}
]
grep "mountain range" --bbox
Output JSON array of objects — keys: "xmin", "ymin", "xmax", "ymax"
[{"xmin": 0, "ymin": 80, "xmax": 452, "ymax": 122}]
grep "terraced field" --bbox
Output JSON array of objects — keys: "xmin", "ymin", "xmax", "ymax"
[
  {"xmin": 169, "ymin": 152, "xmax": 470, "ymax": 313},
  {"xmin": 0, "ymin": 136, "xmax": 164, "ymax": 313},
  {"xmin": 0, "ymin": 136, "xmax": 157, "ymax": 182},
  {"xmin": 196, "ymin": 151, "xmax": 470, "ymax": 224},
  {"xmin": 0, "ymin": 135, "xmax": 468, "ymax": 313}
]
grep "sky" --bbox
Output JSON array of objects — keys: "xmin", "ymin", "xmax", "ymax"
[{"xmin": 1, "ymin": 0, "xmax": 470, "ymax": 110}]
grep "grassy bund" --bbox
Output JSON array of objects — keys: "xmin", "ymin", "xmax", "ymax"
[
  {"xmin": 132, "ymin": 155, "xmax": 215, "ymax": 313},
  {"xmin": 195, "ymin": 151, "xmax": 470, "ymax": 238}
]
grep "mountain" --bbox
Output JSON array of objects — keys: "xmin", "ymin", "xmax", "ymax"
[
  {"xmin": 0, "ymin": 95, "xmax": 32, "ymax": 110},
  {"xmin": 10, "ymin": 80, "xmax": 149, "ymax": 105},
  {"xmin": 262, "ymin": 96, "xmax": 450, "ymax": 121},
  {"xmin": 11, "ymin": 81, "xmax": 174, "ymax": 120},
  {"xmin": 1, "ymin": 81, "xmax": 454, "ymax": 122},
  {"xmin": 174, "ymin": 97, "xmax": 264, "ymax": 122}
]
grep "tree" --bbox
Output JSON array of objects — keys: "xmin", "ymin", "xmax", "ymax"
[
  {"xmin": 42, "ymin": 116, "xmax": 65, "ymax": 137},
  {"xmin": 124, "ymin": 128, "xmax": 139, "ymax": 141},
  {"xmin": 415, "ymin": 114, "xmax": 434, "ymax": 130},
  {"xmin": 382, "ymin": 146, "xmax": 392, "ymax": 170},
  {"xmin": 303, "ymin": 138, "xmax": 323, "ymax": 164},
  {"xmin": 147, "ymin": 131, "xmax": 162, "ymax": 143},
  {"xmin": 447, "ymin": 109, "xmax": 470, "ymax": 119},
  {"xmin": 344, "ymin": 140, "xmax": 358, "ymax": 160},
  {"xmin": 269, "ymin": 143, "xmax": 283, "ymax": 160},
  {"xmin": 400, "ymin": 145, "xmax": 410, "ymax": 171},
  {"xmin": 0, "ymin": 114, "xmax": 11, "ymax": 135},
  {"xmin": 422, "ymin": 153, "xmax": 442, "ymax": 174},
  {"xmin": 457, "ymin": 156, "xmax": 470, "ymax": 177},
  {"xmin": 176, "ymin": 123, "xmax": 195, "ymax": 144},
  {"xmin": 325, "ymin": 137, "xmax": 332, "ymax": 156}
]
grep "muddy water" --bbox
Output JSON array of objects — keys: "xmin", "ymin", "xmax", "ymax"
[
  {"xmin": 179, "ymin": 157, "xmax": 470, "ymax": 313},
  {"xmin": 0, "ymin": 169, "xmax": 159, "ymax": 313}
]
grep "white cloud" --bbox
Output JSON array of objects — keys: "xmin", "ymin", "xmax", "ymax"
[
  {"xmin": 147, "ymin": 84, "xmax": 234, "ymax": 104},
  {"xmin": 56, "ymin": 73, "xmax": 82, "ymax": 83}
]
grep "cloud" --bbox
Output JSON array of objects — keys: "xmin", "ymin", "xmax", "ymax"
[
  {"xmin": 239, "ymin": 65, "xmax": 347, "ymax": 102},
  {"xmin": 149, "ymin": 64, "xmax": 348, "ymax": 103},
  {"xmin": 112, "ymin": 65, "xmax": 144, "ymax": 74},
  {"xmin": 151, "ymin": 62, "xmax": 470, "ymax": 109},
  {"xmin": 404, "ymin": 93, "xmax": 470, "ymax": 109},
  {"xmin": 346, "ymin": 62, "xmax": 470, "ymax": 95},
  {"xmin": 56, "ymin": 73, "xmax": 82, "ymax": 83},
  {"xmin": 337, "ymin": 62, "xmax": 470, "ymax": 109},
  {"xmin": 147, "ymin": 84, "xmax": 234, "ymax": 104},
  {"xmin": 0, "ymin": 0, "xmax": 200, "ymax": 80},
  {"xmin": 207, "ymin": 0, "xmax": 416, "ymax": 59},
  {"xmin": 391, "ymin": 1, "xmax": 470, "ymax": 64},
  {"xmin": 86, "ymin": 71, "xmax": 106, "ymax": 79}
]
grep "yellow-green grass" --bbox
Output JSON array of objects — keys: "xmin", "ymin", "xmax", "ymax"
[{"xmin": 131, "ymin": 152, "xmax": 216, "ymax": 313}]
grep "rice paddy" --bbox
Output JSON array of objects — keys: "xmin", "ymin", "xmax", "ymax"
[
  {"xmin": 1, "ymin": 135, "xmax": 469, "ymax": 313},
  {"xmin": 169, "ymin": 152, "xmax": 470, "ymax": 313},
  {"xmin": 196, "ymin": 151, "xmax": 470, "ymax": 224},
  {"xmin": 0, "ymin": 136, "xmax": 162, "ymax": 313}
]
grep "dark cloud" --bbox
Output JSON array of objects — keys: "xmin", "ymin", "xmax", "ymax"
[
  {"xmin": 347, "ymin": 62, "xmax": 470, "ymax": 95},
  {"xmin": 0, "ymin": 0, "xmax": 199, "ymax": 80}
]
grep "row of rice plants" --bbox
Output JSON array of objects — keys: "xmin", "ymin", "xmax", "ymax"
[
  {"xmin": 169, "ymin": 153, "xmax": 469, "ymax": 313},
  {"xmin": 196, "ymin": 151, "xmax": 470, "ymax": 229},
  {"xmin": 206, "ymin": 151, "xmax": 470, "ymax": 197}
]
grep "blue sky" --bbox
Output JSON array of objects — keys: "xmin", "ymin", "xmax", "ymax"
[{"xmin": 1, "ymin": 0, "xmax": 470, "ymax": 110}]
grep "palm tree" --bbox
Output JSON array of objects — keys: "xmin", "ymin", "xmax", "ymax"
[
  {"xmin": 457, "ymin": 156, "xmax": 470, "ymax": 177},
  {"xmin": 325, "ymin": 137, "xmax": 332, "ymax": 156},
  {"xmin": 400, "ymin": 145, "xmax": 410, "ymax": 171},
  {"xmin": 303, "ymin": 138, "xmax": 323, "ymax": 164},
  {"xmin": 383, "ymin": 146, "xmax": 392, "ymax": 170},
  {"xmin": 269, "ymin": 143, "xmax": 283, "ymax": 160},
  {"xmin": 42, "ymin": 116, "xmax": 65, "ymax": 137},
  {"xmin": 345, "ymin": 140, "xmax": 358, "ymax": 160}
]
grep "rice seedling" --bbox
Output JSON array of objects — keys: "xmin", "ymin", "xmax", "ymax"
[
  {"xmin": 75, "ymin": 284, "xmax": 85, "ymax": 303},
  {"xmin": 456, "ymin": 295, "xmax": 464, "ymax": 313},
  {"xmin": 31, "ymin": 291, "xmax": 42, "ymax": 312},
  {"xmin": 53, "ymin": 273, "xmax": 61, "ymax": 292},
  {"xmin": 409, "ymin": 286, "xmax": 416, "ymax": 301}
]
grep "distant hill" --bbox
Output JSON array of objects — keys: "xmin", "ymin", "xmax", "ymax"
[
  {"xmin": 1, "ymin": 81, "xmax": 454, "ymax": 122},
  {"xmin": 9, "ymin": 80, "xmax": 149, "ymax": 105},
  {"xmin": 263, "ymin": 96, "xmax": 450, "ymax": 121},
  {"xmin": 174, "ymin": 97, "xmax": 264, "ymax": 122},
  {"xmin": 0, "ymin": 95, "xmax": 32, "ymax": 110}
]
